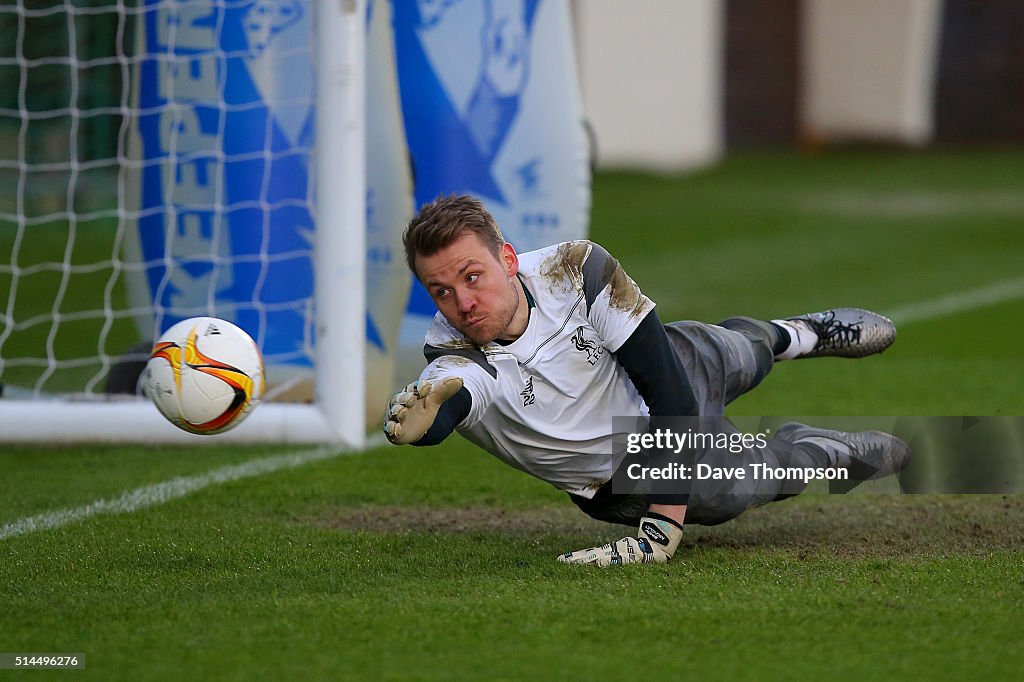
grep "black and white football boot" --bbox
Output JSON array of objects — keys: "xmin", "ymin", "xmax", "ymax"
[{"xmin": 785, "ymin": 308, "xmax": 896, "ymax": 359}]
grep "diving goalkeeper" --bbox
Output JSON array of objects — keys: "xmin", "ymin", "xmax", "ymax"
[{"xmin": 384, "ymin": 195, "xmax": 910, "ymax": 566}]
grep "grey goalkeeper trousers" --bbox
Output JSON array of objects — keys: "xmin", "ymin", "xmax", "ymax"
[{"xmin": 571, "ymin": 317, "xmax": 834, "ymax": 527}]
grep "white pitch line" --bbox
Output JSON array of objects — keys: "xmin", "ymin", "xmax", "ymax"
[
  {"xmin": 0, "ymin": 434, "xmax": 387, "ymax": 542},
  {"xmin": 886, "ymin": 275, "xmax": 1024, "ymax": 326}
]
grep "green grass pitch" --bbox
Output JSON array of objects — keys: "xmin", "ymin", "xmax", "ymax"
[{"xmin": 2, "ymin": 149, "xmax": 1024, "ymax": 679}]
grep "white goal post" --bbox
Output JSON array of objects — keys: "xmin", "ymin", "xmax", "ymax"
[{"xmin": 0, "ymin": 0, "xmax": 367, "ymax": 446}]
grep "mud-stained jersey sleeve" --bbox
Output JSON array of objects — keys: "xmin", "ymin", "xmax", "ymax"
[
  {"xmin": 581, "ymin": 242, "xmax": 657, "ymax": 352},
  {"xmin": 418, "ymin": 349, "xmax": 496, "ymax": 430},
  {"xmin": 411, "ymin": 385, "xmax": 472, "ymax": 446}
]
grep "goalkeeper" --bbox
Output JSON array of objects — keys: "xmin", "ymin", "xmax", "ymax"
[{"xmin": 384, "ymin": 195, "xmax": 910, "ymax": 566}]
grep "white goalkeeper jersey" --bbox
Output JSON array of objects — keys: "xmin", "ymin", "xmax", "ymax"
[{"xmin": 417, "ymin": 240, "xmax": 656, "ymax": 498}]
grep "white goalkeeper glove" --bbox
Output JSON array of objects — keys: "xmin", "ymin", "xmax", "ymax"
[
  {"xmin": 383, "ymin": 377, "xmax": 464, "ymax": 445},
  {"xmin": 557, "ymin": 515, "xmax": 684, "ymax": 566}
]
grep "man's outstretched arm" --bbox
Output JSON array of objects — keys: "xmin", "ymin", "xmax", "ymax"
[
  {"xmin": 559, "ymin": 308, "xmax": 693, "ymax": 565},
  {"xmin": 617, "ymin": 309, "xmax": 694, "ymax": 521}
]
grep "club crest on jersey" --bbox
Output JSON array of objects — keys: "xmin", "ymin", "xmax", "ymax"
[
  {"xmin": 571, "ymin": 327, "xmax": 603, "ymax": 365},
  {"xmin": 520, "ymin": 376, "xmax": 536, "ymax": 407}
]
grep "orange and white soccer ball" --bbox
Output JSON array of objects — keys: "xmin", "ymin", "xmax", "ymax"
[{"xmin": 144, "ymin": 317, "xmax": 265, "ymax": 435}]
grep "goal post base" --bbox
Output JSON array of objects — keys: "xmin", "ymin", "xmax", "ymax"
[{"xmin": 0, "ymin": 400, "xmax": 362, "ymax": 446}]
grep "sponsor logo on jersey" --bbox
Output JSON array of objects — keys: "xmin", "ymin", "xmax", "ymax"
[{"xmin": 571, "ymin": 327, "xmax": 603, "ymax": 365}]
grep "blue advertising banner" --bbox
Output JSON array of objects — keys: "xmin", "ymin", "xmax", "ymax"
[
  {"xmin": 129, "ymin": 0, "xmax": 588, "ymax": 399},
  {"xmin": 391, "ymin": 0, "xmax": 591, "ymax": 375},
  {"xmin": 134, "ymin": 0, "xmax": 316, "ymax": 366}
]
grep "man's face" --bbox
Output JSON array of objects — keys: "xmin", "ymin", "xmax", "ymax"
[{"xmin": 416, "ymin": 231, "xmax": 520, "ymax": 345}]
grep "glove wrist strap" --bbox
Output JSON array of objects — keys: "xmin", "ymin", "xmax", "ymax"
[{"xmin": 639, "ymin": 514, "xmax": 684, "ymax": 559}]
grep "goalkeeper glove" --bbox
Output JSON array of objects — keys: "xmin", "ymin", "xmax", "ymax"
[
  {"xmin": 557, "ymin": 514, "xmax": 683, "ymax": 566},
  {"xmin": 383, "ymin": 377, "xmax": 464, "ymax": 445}
]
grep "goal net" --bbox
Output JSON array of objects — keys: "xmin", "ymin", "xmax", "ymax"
[{"xmin": 0, "ymin": 0, "xmax": 370, "ymax": 446}]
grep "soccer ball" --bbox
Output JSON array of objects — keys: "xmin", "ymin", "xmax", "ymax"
[{"xmin": 144, "ymin": 317, "xmax": 265, "ymax": 435}]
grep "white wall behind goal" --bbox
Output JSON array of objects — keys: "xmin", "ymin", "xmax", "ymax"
[
  {"xmin": 573, "ymin": 0, "xmax": 724, "ymax": 172},
  {"xmin": 802, "ymin": 0, "xmax": 944, "ymax": 145}
]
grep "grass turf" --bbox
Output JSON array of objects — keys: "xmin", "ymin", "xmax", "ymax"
[
  {"xmin": 2, "ymin": 149, "xmax": 1024, "ymax": 679},
  {"xmin": 2, "ymin": 441, "xmax": 1023, "ymax": 680}
]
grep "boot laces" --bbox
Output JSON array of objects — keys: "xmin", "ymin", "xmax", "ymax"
[{"xmin": 807, "ymin": 311, "xmax": 862, "ymax": 349}]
